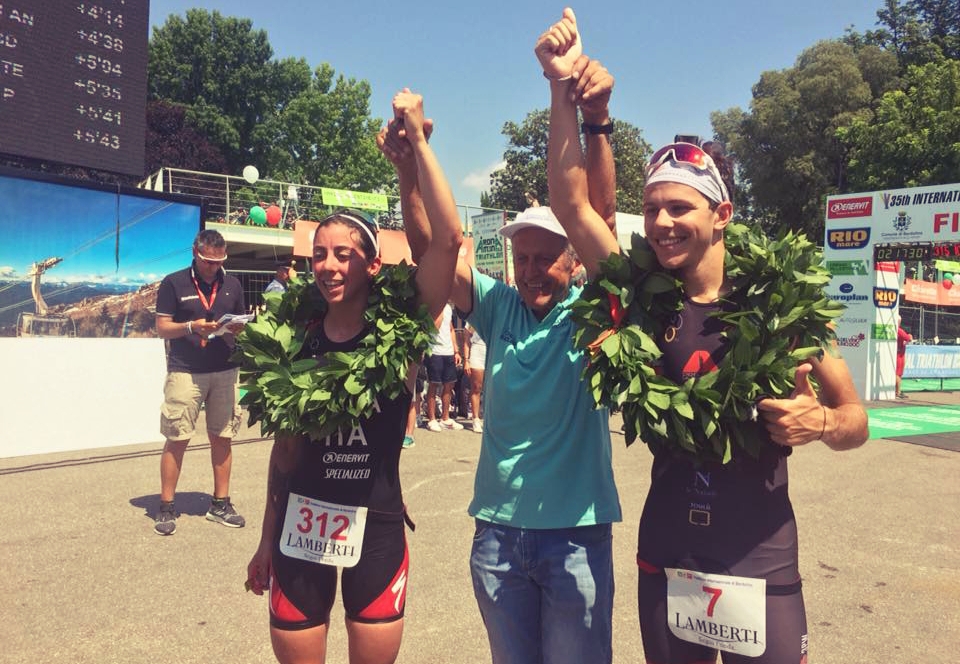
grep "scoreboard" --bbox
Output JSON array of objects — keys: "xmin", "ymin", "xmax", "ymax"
[
  {"xmin": 0, "ymin": 2, "xmax": 148, "ymax": 176},
  {"xmin": 873, "ymin": 242, "xmax": 960, "ymax": 262}
]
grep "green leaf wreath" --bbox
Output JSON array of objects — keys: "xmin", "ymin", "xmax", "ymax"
[
  {"xmin": 233, "ymin": 263, "xmax": 434, "ymax": 441},
  {"xmin": 571, "ymin": 222, "xmax": 845, "ymax": 464}
]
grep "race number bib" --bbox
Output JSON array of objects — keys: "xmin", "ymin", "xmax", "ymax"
[
  {"xmin": 666, "ymin": 568, "xmax": 767, "ymax": 657},
  {"xmin": 279, "ymin": 493, "xmax": 367, "ymax": 568}
]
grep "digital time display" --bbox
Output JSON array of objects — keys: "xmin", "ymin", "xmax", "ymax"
[
  {"xmin": 0, "ymin": 1, "xmax": 147, "ymax": 176},
  {"xmin": 873, "ymin": 243, "xmax": 933, "ymax": 262}
]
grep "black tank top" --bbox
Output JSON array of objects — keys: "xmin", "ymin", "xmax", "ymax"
[
  {"xmin": 285, "ymin": 323, "xmax": 408, "ymax": 516},
  {"xmin": 638, "ymin": 299, "xmax": 799, "ymax": 583}
]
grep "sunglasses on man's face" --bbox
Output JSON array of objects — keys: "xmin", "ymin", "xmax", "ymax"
[{"xmin": 196, "ymin": 252, "xmax": 227, "ymax": 265}]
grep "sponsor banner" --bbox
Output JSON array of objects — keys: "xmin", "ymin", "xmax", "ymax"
[
  {"xmin": 471, "ymin": 210, "xmax": 507, "ymax": 281},
  {"xmin": 836, "ymin": 332, "xmax": 867, "ymax": 348},
  {"xmin": 319, "ymin": 187, "xmax": 389, "ymax": 211},
  {"xmin": 902, "ymin": 278, "xmax": 960, "ymax": 306},
  {"xmin": 826, "ymin": 227, "xmax": 870, "ymax": 250},
  {"xmin": 873, "ymin": 288, "xmax": 899, "ymax": 309},
  {"xmin": 876, "ymin": 211, "xmax": 925, "ymax": 242},
  {"xmin": 827, "ymin": 196, "xmax": 872, "ymax": 219},
  {"xmin": 872, "ymin": 323, "xmax": 896, "ymax": 341},
  {"xmin": 875, "ymin": 261, "xmax": 899, "ymax": 273},
  {"xmin": 882, "ymin": 187, "xmax": 960, "ymax": 210},
  {"xmin": 825, "ymin": 260, "xmax": 869, "ymax": 276},
  {"xmin": 934, "ymin": 259, "xmax": 960, "ymax": 273},
  {"xmin": 902, "ymin": 346, "xmax": 960, "ymax": 379}
]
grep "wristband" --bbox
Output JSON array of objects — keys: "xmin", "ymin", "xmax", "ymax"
[
  {"xmin": 543, "ymin": 71, "xmax": 572, "ymax": 82},
  {"xmin": 581, "ymin": 122, "xmax": 614, "ymax": 135},
  {"xmin": 187, "ymin": 321, "xmax": 193, "ymax": 336}
]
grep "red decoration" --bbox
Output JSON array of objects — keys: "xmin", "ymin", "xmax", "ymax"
[{"xmin": 266, "ymin": 205, "xmax": 282, "ymax": 227}]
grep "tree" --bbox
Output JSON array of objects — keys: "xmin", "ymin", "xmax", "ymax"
[
  {"xmin": 839, "ymin": 58, "xmax": 960, "ymax": 190},
  {"xmin": 148, "ymin": 10, "xmax": 293, "ymax": 174},
  {"xmin": 253, "ymin": 64, "xmax": 393, "ymax": 191},
  {"xmin": 145, "ymin": 101, "xmax": 227, "ymax": 175},
  {"xmin": 148, "ymin": 9, "xmax": 392, "ymax": 193},
  {"xmin": 486, "ymin": 109, "xmax": 651, "ymax": 214},
  {"xmin": 712, "ymin": 40, "xmax": 898, "ymax": 239}
]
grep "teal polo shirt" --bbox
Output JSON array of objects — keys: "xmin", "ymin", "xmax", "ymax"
[{"xmin": 467, "ymin": 269, "xmax": 622, "ymax": 529}]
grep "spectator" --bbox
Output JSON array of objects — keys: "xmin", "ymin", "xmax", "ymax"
[
  {"xmin": 424, "ymin": 303, "xmax": 463, "ymax": 431},
  {"xmin": 153, "ymin": 229, "xmax": 247, "ymax": 536},
  {"xmin": 897, "ymin": 318, "xmax": 913, "ymax": 398},
  {"xmin": 264, "ymin": 259, "xmax": 296, "ymax": 295},
  {"xmin": 381, "ymin": 22, "xmax": 622, "ymax": 659},
  {"xmin": 463, "ymin": 322, "xmax": 487, "ymax": 433}
]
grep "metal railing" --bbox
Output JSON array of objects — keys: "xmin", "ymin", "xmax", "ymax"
[{"xmin": 140, "ymin": 167, "xmax": 517, "ymax": 234}]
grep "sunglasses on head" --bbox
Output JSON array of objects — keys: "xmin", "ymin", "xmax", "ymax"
[{"xmin": 645, "ymin": 142, "xmax": 729, "ymax": 202}]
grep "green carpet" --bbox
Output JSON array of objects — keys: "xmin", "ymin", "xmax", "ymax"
[{"xmin": 868, "ymin": 405, "xmax": 960, "ymax": 444}]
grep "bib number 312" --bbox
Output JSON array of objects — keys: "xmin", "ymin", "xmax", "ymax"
[{"xmin": 279, "ymin": 493, "xmax": 367, "ymax": 568}]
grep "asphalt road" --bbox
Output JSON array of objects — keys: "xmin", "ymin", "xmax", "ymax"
[{"xmin": 1, "ymin": 406, "xmax": 957, "ymax": 664}]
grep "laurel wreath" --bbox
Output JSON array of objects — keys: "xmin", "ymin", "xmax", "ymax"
[
  {"xmin": 234, "ymin": 264, "xmax": 434, "ymax": 441},
  {"xmin": 570, "ymin": 222, "xmax": 845, "ymax": 464}
]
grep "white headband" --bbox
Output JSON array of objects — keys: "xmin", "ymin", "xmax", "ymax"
[{"xmin": 645, "ymin": 160, "xmax": 729, "ymax": 204}]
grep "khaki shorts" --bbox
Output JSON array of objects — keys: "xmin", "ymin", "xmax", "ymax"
[{"xmin": 160, "ymin": 368, "xmax": 241, "ymax": 442}]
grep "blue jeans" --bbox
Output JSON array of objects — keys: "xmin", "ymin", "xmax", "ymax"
[{"xmin": 470, "ymin": 519, "xmax": 614, "ymax": 664}]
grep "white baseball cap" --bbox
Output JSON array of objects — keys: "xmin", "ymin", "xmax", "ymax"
[{"xmin": 498, "ymin": 207, "xmax": 567, "ymax": 240}]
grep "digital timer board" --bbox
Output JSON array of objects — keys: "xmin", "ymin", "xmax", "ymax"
[
  {"xmin": 0, "ymin": 2, "xmax": 148, "ymax": 176},
  {"xmin": 873, "ymin": 242, "xmax": 960, "ymax": 262}
]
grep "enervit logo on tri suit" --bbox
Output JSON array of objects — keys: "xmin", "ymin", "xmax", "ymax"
[
  {"xmin": 827, "ymin": 227, "xmax": 871, "ymax": 250},
  {"xmin": 828, "ymin": 196, "xmax": 873, "ymax": 219}
]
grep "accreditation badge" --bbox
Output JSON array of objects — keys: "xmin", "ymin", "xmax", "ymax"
[
  {"xmin": 279, "ymin": 493, "xmax": 367, "ymax": 568},
  {"xmin": 665, "ymin": 568, "xmax": 766, "ymax": 657}
]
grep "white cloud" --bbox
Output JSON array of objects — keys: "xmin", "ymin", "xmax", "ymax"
[
  {"xmin": 0, "ymin": 265, "xmax": 17, "ymax": 278},
  {"xmin": 461, "ymin": 160, "xmax": 506, "ymax": 192}
]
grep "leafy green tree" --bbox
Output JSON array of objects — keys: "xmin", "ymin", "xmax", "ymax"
[
  {"xmin": 148, "ymin": 10, "xmax": 296, "ymax": 174},
  {"xmin": 486, "ymin": 109, "xmax": 651, "ymax": 214},
  {"xmin": 253, "ymin": 64, "xmax": 392, "ymax": 191},
  {"xmin": 148, "ymin": 9, "xmax": 391, "ymax": 192},
  {"xmin": 849, "ymin": 0, "xmax": 959, "ymax": 69},
  {"xmin": 839, "ymin": 58, "xmax": 960, "ymax": 190},
  {"xmin": 712, "ymin": 40, "xmax": 898, "ymax": 238},
  {"xmin": 145, "ymin": 101, "xmax": 227, "ymax": 175}
]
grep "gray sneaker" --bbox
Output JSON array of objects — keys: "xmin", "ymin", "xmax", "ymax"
[
  {"xmin": 154, "ymin": 501, "xmax": 177, "ymax": 536},
  {"xmin": 206, "ymin": 497, "xmax": 245, "ymax": 528}
]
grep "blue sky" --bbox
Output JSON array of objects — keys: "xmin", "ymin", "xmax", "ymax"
[{"xmin": 149, "ymin": 0, "xmax": 885, "ymax": 208}]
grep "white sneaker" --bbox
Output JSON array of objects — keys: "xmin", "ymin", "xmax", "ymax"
[
  {"xmin": 473, "ymin": 418, "xmax": 483, "ymax": 434},
  {"xmin": 440, "ymin": 419, "xmax": 464, "ymax": 431},
  {"xmin": 426, "ymin": 420, "xmax": 442, "ymax": 432}
]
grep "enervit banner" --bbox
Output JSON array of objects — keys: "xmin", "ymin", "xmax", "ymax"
[{"xmin": 824, "ymin": 182, "xmax": 960, "ymax": 399}]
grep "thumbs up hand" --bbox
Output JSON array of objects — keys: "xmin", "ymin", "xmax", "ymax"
[{"xmin": 756, "ymin": 363, "xmax": 826, "ymax": 447}]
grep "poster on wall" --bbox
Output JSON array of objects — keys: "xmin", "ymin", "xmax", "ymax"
[
  {"xmin": 471, "ymin": 210, "xmax": 507, "ymax": 282},
  {"xmin": 0, "ymin": 168, "xmax": 202, "ymax": 338}
]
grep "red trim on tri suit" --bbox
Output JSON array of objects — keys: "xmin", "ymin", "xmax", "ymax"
[
  {"xmin": 270, "ymin": 569, "xmax": 309, "ymax": 623},
  {"xmin": 356, "ymin": 539, "xmax": 410, "ymax": 621},
  {"xmin": 636, "ymin": 555, "xmax": 663, "ymax": 575}
]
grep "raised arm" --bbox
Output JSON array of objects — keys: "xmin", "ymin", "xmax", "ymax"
[
  {"xmin": 537, "ymin": 9, "xmax": 620, "ymax": 279},
  {"xmin": 377, "ymin": 118, "xmax": 431, "ymax": 263},
  {"xmin": 391, "ymin": 89, "xmax": 463, "ymax": 320},
  {"xmin": 578, "ymin": 57, "xmax": 617, "ymax": 233}
]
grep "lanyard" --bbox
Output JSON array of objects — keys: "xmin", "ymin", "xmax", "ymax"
[
  {"xmin": 190, "ymin": 266, "xmax": 221, "ymax": 346},
  {"xmin": 190, "ymin": 267, "xmax": 220, "ymax": 313}
]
